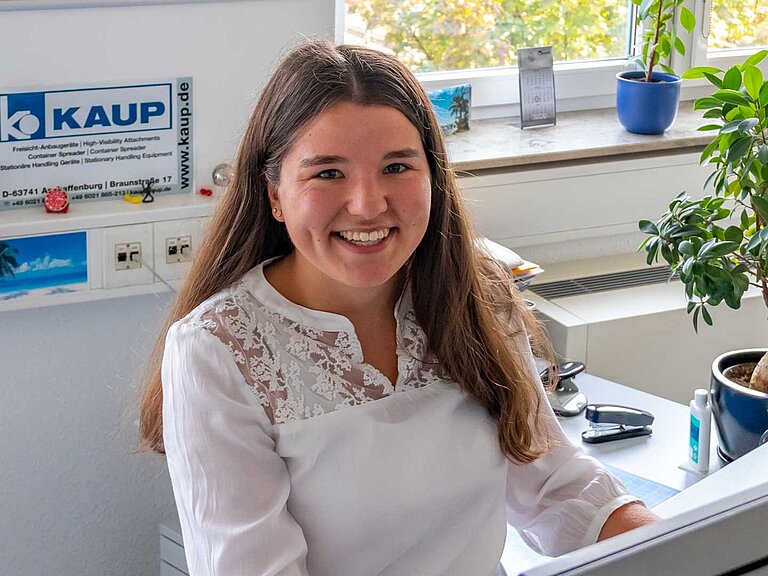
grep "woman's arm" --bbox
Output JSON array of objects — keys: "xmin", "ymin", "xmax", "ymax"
[
  {"xmin": 505, "ymin": 333, "xmax": 656, "ymax": 556},
  {"xmin": 163, "ymin": 321, "xmax": 309, "ymax": 576},
  {"xmin": 598, "ymin": 502, "xmax": 660, "ymax": 541}
]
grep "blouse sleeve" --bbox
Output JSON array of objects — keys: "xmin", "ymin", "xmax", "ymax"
[
  {"xmin": 505, "ymin": 335, "xmax": 641, "ymax": 557},
  {"xmin": 162, "ymin": 321, "xmax": 310, "ymax": 576}
]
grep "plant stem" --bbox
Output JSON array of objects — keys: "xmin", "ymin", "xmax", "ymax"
[{"xmin": 645, "ymin": 0, "xmax": 665, "ymax": 82}]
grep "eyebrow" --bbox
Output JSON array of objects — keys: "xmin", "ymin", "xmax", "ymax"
[
  {"xmin": 383, "ymin": 148, "xmax": 422, "ymax": 160},
  {"xmin": 298, "ymin": 148, "xmax": 423, "ymax": 168},
  {"xmin": 298, "ymin": 155, "xmax": 347, "ymax": 168}
]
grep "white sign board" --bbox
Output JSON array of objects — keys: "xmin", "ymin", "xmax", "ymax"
[{"xmin": 0, "ymin": 78, "xmax": 192, "ymax": 210}]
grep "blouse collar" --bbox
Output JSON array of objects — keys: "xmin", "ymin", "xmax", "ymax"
[{"xmin": 242, "ymin": 258, "xmax": 412, "ymax": 334}]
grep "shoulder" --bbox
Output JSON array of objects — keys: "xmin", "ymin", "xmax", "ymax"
[{"xmin": 174, "ymin": 266, "xmax": 265, "ymax": 340}]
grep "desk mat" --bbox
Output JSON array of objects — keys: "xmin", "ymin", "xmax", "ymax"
[{"xmin": 500, "ymin": 466, "xmax": 679, "ymax": 574}]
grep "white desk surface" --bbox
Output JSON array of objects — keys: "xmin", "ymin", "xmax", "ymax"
[
  {"xmin": 556, "ymin": 373, "xmax": 722, "ymax": 496},
  {"xmin": 501, "ymin": 373, "xmax": 766, "ymax": 575}
]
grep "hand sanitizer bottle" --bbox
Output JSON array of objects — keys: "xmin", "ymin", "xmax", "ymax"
[{"xmin": 689, "ymin": 389, "xmax": 711, "ymax": 474}]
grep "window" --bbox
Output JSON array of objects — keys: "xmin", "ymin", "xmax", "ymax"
[
  {"xmin": 708, "ymin": 0, "xmax": 768, "ymax": 53},
  {"xmin": 343, "ymin": 0, "xmax": 768, "ymax": 114},
  {"xmin": 344, "ymin": 0, "xmax": 634, "ymax": 72}
]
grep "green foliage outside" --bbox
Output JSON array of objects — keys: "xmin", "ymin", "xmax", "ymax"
[
  {"xmin": 709, "ymin": 0, "xmax": 768, "ymax": 51},
  {"xmin": 345, "ymin": 0, "xmax": 630, "ymax": 72},
  {"xmin": 346, "ymin": 0, "xmax": 767, "ymax": 74}
]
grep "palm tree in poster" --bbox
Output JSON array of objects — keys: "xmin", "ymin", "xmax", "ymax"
[
  {"xmin": 0, "ymin": 241, "xmax": 19, "ymax": 280},
  {"xmin": 448, "ymin": 85, "xmax": 470, "ymax": 131}
]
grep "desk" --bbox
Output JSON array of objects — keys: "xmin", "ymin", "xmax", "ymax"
[
  {"xmin": 500, "ymin": 372, "xmax": 723, "ymax": 573},
  {"xmin": 555, "ymin": 373, "xmax": 722, "ymax": 493}
]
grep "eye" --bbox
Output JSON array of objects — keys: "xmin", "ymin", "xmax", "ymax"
[
  {"xmin": 383, "ymin": 163, "xmax": 408, "ymax": 174},
  {"xmin": 315, "ymin": 169, "xmax": 343, "ymax": 179}
]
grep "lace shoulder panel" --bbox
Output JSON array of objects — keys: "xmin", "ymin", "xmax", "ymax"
[{"xmin": 186, "ymin": 279, "xmax": 441, "ymax": 426}]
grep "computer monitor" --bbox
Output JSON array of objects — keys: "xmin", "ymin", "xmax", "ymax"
[{"xmin": 518, "ymin": 476, "xmax": 768, "ymax": 576}]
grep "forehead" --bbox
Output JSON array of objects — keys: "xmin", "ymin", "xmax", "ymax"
[{"xmin": 286, "ymin": 102, "xmax": 424, "ymax": 158}]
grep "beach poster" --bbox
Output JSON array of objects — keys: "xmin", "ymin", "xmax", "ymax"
[
  {"xmin": 427, "ymin": 83, "xmax": 471, "ymax": 136},
  {"xmin": 0, "ymin": 231, "xmax": 88, "ymax": 301}
]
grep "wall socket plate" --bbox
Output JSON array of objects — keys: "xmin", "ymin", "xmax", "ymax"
[
  {"xmin": 152, "ymin": 218, "xmax": 208, "ymax": 281},
  {"xmin": 103, "ymin": 223, "xmax": 154, "ymax": 289}
]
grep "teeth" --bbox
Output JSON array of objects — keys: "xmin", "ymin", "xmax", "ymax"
[{"xmin": 338, "ymin": 228, "xmax": 390, "ymax": 245}]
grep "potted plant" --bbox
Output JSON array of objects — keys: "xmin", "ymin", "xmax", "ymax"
[
  {"xmin": 617, "ymin": 0, "xmax": 696, "ymax": 134},
  {"xmin": 638, "ymin": 49, "xmax": 768, "ymax": 461}
]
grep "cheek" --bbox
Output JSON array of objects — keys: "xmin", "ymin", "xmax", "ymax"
[
  {"xmin": 283, "ymin": 191, "xmax": 337, "ymax": 237},
  {"xmin": 398, "ymin": 179, "xmax": 432, "ymax": 227}
]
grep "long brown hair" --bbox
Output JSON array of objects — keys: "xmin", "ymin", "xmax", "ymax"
[{"xmin": 139, "ymin": 40, "xmax": 555, "ymax": 462}]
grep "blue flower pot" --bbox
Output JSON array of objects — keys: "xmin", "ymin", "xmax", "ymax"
[
  {"xmin": 711, "ymin": 349, "xmax": 768, "ymax": 462},
  {"xmin": 616, "ymin": 71, "xmax": 681, "ymax": 135}
]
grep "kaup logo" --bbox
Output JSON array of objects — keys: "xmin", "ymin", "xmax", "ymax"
[
  {"xmin": 0, "ymin": 84, "xmax": 171, "ymax": 142},
  {"xmin": 0, "ymin": 92, "xmax": 45, "ymax": 142}
]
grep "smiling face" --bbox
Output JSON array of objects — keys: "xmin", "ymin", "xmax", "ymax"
[{"xmin": 267, "ymin": 102, "xmax": 432, "ymax": 309}]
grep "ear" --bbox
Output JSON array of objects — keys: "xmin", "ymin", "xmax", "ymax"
[{"xmin": 267, "ymin": 181, "xmax": 283, "ymax": 221}]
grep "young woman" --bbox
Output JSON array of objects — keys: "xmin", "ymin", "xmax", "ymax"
[{"xmin": 140, "ymin": 40, "xmax": 656, "ymax": 576}]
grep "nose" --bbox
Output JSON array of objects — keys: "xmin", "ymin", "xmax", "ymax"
[{"xmin": 346, "ymin": 175, "xmax": 388, "ymax": 220}]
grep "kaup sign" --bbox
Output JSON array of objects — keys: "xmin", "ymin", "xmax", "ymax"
[{"xmin": 0, "ymin": 79, "xmax": 192, "ymax": 210}]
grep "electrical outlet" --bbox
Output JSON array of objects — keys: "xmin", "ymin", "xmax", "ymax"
[
  {"xmin": 115, "ymin": 242, "xmax": 143, "ymax": 270},
  {"xmin": 165, "ymin": 235, "xmax": 192, "ymax": 264},
  {"xmin": 103, "ymin": 223, "xmax": 154, "ymax": 289},
  {"xmin": 153, "ymin": 218, "xmax": 208, "ymax": 281}
]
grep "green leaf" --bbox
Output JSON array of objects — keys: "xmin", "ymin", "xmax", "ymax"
[
  {"xmin": 680, "ymin": 6, "xmax": 696, "ymax": 33},
  {"xmin": 721, "ymin": 119, "xmax": 743, "ymax": 134},
  {"xmin": 693, "ymin": 96, "xmax": 722, "ymax": 110},
  {"xmin": 703, "ymin": 109, "xmax": 723, "ymax": 119},
  {"xmin": 760, "ymin": 83, "xmax": 768, "ymax": 107},
  {"xmin": 741, "ymin": 209, "xmax": 750, "ymax": 228},
  {"xmin": 693, "ymin": 306, "xmax": 701, "ymax": 332},
  {"xmin": 722, "ymin": 66, "xmax": 743, "ymax": 91},
  {"xmin": 673, "ymin": 36, "xmax": 686, "ymax": 56},
  {"xmin": 679, "ymin": 240, "xmax": 696, "ymax": 256},
  {"xmin": 759, "ymin": 145, "xmax": 768, "ymax": 165},
  {"xmin": 742, "ymin": 49, "xmax": 768, "ymax": 69},
  {"xmin": 738, "ymin": 118, "xmax": 760, "ymax": 133},
  {"xmin": 683, "ymin": 66, "xmax": 722, "ymax": 80},
  {"xmin": 660, "ymin": 63, "xmax": 675, "ymax": 75},
  {"xmin": 697, "ymin": 124, "xmax": 722, "ymax": 131},
  {"xmin": 639, "ymin": 0, "xmax": 656, "ymax": 20},
  {"xmin": 713, "ymin": 89, "xmax": 751, "ymax": 106},
  {"xmin": 699, "ymin": 239, "xmax": 739, "ymax": 258},
  {"xmin": 753, "ymin": 195, "xmax": 768, "ymax": 221},
  {"xmin": 639, "ymin": 220, "xmax": 659, "ymax": 235},
  {"xmin": 701, "ymin": 305, "xmax": 713, "ymax": 326},
  {"xmin": 724, "ymin": 226, "xmax": 743, "ymax": 243},
  {"xmin": 743, "ymin": 66, "xmax": 764, "ymax": 100},
  {"xmin": 727, "ymin": 137, "xmax": 752, "ymax": 163},
  {"xmin": 702, "ymin": 72, "xmax": 724, "ymax": 89},
  {"xmin": 700, "ymin": 139, "xmax": 719, "ymax": 164},
  {"xmin": 746, "ymin": 232, "xmax": 762, "ymax": 255}
]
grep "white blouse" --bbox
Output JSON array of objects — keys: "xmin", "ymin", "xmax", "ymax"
[{"xmin": 162, "ymin": 261, "xmax": 638, "ymax": 576}]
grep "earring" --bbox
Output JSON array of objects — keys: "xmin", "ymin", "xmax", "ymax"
[{"xmin": 272, "ymin": 207, "xmax": 283, "ymax": 218}]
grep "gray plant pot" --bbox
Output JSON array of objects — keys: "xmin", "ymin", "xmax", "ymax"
[{"xmin": 711, "ymin": 349, "xmax": 768, "ymax": 462}]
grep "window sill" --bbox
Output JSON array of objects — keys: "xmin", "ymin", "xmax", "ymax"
[{"xmin": 447, "ymin": 103, "xmax": 709, "ymax": 173}]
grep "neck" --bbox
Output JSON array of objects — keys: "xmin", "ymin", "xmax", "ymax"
[{"xmin": 265, "ymin": 252, "xmax": 403, "ymax": 321}]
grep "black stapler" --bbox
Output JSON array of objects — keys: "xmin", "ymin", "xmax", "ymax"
[
  {"xmin": 541, "ymin": 361, "xmax": 589, "ymax": 417},
  {"xmin": 581, "ymin": 404, "xmax": 655, "ymax": 444}
]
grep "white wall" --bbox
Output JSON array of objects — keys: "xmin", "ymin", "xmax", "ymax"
[{"xmin": 0, "ymin": 2, "xmax": 335, "ymax": 574}]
